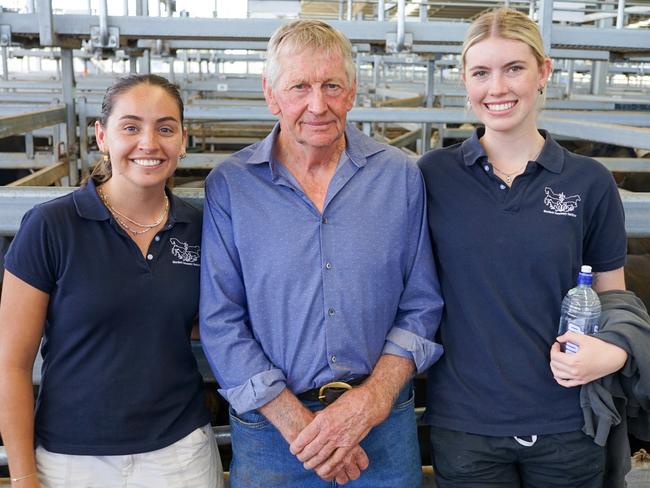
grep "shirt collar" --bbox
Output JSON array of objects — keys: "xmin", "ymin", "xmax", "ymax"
[
  {"xmin": 461, "ymin": 127, "xmax": 564, "ymax": 174},
  {"xmin": 244, "ymin": 122, "xmax": 387, "ymax": 170},
  {"xmin": 73, "ymin": 178, "xmax": 190, "ymax": 224}
]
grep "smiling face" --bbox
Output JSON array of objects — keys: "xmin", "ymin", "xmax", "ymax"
[
  {"xmin": 463, "ymin": 36, "xmax": 552, "ymax": 136},
  {"xmin": 95, "ymin": 83, "xmax": 186, "ymax": 191},
  {"xmin": 263, "ymin": 47, "xmax": 356, "ymax": 153}
]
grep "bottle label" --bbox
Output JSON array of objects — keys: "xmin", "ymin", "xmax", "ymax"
[{"xmin": 565, "ymin": 321, "xmax": 585, "ymax": 354}]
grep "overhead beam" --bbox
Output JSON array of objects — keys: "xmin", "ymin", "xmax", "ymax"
[{"xmin": 2, "ymin": 14, "xmax": 649, "ymax": 53}]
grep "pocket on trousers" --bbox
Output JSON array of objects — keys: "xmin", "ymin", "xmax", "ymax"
[
  {"xmin": 394, "ymin": 391, "xmax": 416, "ymax": 412},
  {"xmin": 173, "ymin": 424, "xmax": 215, "ymax": 473},
  {"xmin": 228, "ymin": 406, "xmax": 271, "ymax": 429}
]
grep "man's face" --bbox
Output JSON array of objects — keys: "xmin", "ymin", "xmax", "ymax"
[{"xmin": 263, "ymin": 48, "xmax": 356, "ymax": 151}]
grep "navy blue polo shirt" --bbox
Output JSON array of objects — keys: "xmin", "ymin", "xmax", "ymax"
[
  {"xmin": 418, "ymin": 129, "xmax": 626, "ymax": 436},
  {"xmin": 4, "ymin": 179, "xmax": 209, "ymax": 455}
]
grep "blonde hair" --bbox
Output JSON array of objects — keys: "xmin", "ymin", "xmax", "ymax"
[
  {"xmin": 264, "ymin": 19, "xmax": 355, "ymax": 88},
  {"xmin": 461, "ymin": 7, "xmax": 547, "ymax": 71}
]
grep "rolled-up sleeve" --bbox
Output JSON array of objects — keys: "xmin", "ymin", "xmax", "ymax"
[
  {"xmin": 200, "ymin": 170, "xmax": 286, "ymax": 414},
  {"xmin": 382, "ymin": 166, "xmax": 444, "ymax": 373}
]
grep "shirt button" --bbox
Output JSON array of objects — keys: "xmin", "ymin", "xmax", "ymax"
[
  {"xmin": 322, "ymin": 217, "xmax": 328, "ymax": 224},
  {"xmin": 331, "ymin": 355, "xmax": 337, "ymax": 363},
  {"xmin": 146, "ymin": 254, "xmax": 153, "ymax": 260},
  {"xmin": 483, "ymin": 165, "xmax": 490, "ymax": 172},
  {"xmin": 154, "ymin": 235, "xmax": 160, "ymax": 242},
  {"xmin": 325, "ymin": 262, "xmax": 332, "ymax": 270},
  {"xmin": 499, "ymin": 184, "xmax": 506, "ymax": 190},
  {"xmin": 328, "ymin": 307, "xmax": 335, "ymax": 316}
]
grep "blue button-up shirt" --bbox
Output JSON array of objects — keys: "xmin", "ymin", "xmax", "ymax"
[{"xmin": 200, "ymin": 123, "xmax": 444, "ymax": 414}]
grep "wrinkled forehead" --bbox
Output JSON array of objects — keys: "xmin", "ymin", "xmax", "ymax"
[
  {"xmin": 277, "ymin": 40, "xmax": 347, "ymax": 65},
  {"xmin": 276, "ymin": 48, "xmax": 349, "ymax": 82}
]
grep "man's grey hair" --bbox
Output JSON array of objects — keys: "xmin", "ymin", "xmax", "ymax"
[{"xmin": 264, "ymin": 19, "xmax": 356, "ymax": 88}]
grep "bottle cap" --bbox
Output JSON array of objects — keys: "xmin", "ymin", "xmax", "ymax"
[{"xmin": 577, "ymin": 265, "xmax": 593, "ymax": 285}]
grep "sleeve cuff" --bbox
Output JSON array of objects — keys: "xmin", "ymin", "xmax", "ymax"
[
  {"xmin": 383, "ymin": 327, "xmax": 444, "ymax": 374},
  {"xmin": 218, "ymin": 368, "xmax": 287, "ymax": 415}
]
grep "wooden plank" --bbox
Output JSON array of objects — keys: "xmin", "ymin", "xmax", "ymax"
[{"xmin": 6, "ymin": 162, "xmax": 68, "ymax": 187}]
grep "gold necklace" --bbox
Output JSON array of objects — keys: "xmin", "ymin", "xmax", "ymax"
[
  {"xmin": 491, "ymin": 147, "xmax": 543, "ymax": 185},
  {"xmin": 492, "ymin": 163, "xmax": 528, "ymax": 185},
  {"xmin": 98, "ymin": 187, "xmax": 169, "ymax": 235}
]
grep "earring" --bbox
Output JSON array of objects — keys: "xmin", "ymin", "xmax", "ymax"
[
  {"xmin": 538, "ymin": 86, "xmax": 544, "ymax": 95},
  {"xmin": 102, "ymin": 153, "xmax": 110, "ymax": 163},
  {"xmin": 466, "ymin": 97, "xmax": 471, "ymax": 109},
  {"xmin": 179, "ymin": 152, "xmax": 187, "ymax": 160}
]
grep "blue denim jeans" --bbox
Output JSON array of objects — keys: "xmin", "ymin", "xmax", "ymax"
[{"xmin": 229, "ymin": 383, "xmax": 421, "ymax": 488}]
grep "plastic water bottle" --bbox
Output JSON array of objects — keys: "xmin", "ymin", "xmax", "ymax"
[{"xmin": 558, "ymin": 265, "xmax": 601, "ymax": 354}]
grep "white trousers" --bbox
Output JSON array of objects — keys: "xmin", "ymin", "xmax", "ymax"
[{"xmin": 36, "ymin": 424, "xmax": 225, "ymax": 488}]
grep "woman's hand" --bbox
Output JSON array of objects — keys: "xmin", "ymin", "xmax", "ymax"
[{"xmin": 550, "ymin": 332, "xmax": 628, "ymax": 387}]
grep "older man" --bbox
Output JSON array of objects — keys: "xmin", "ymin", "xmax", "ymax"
[{"xmin": 200, "ymin": 20, "xmax": 443, "ymax": 487}]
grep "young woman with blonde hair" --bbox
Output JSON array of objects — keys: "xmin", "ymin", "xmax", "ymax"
[{"xmin": 419, "ymin": 8, "xmax": 628, "ymax": 487}]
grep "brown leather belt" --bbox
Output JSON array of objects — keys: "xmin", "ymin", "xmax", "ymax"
[{"xmin": 297, "ymin": 376, "xmax": 368, "ymax": 405}]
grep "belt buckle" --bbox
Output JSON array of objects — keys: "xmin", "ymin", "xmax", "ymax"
[{"xmin": 318, "ymin": 381, "xmax": 353, "ymax": 405}]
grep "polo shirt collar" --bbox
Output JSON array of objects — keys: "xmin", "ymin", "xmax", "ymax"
[
  {"xmin": 73, "ymin": 178, "xmax": 190, "ymax": 224},
  {"xmin": 74, "ymin": 178, "xmax": 110, "ymax": 221},
  {"xmin": 244, "ymin": 122, "xmax": 386, "ymax": 172},
  {"xmin": 461, "ymin": 127, "xmax": 564, "ymax": 174}
]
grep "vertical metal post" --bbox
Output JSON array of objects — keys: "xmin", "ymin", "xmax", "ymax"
[
  {"xmin": 592, "ymin": 7, "xmax": 613, "ymax": 95},
  {"xmin": 61, "ymin": 48, "xmax": 79, "ymax": 185},
  {"xmin": 155, "ymin": 0, "xmax": 161, "ymax": 16},
  {"xmin": 354, "ymin": 53, "xmax": 361, "ymax": 105},
  {"xmin": 537, "ymin": 0, "xmax": 553, "ymax": 55},
  {"xmin": 87, "ymin": 0, "xmax": 92, "ymax": 14},
  {"xmin": 425, "ymin": 59, "xmax": 435, "ymax": 108},
  {"xmin": 347, "ymin": 0, "xmax": 352, "ymax": 20},
  {"xmin": 165, "ymin": 0, "xmax": 173, "ymax": 16},
  {"xmin": 529, "ymin": 0, "xmax": 536, "ymax": 18},
  {"xmin": 169, "ymin": 57, "xmax": 175, "ymax": 83},
  {"xmin": 99, "ymin": 0, "xmax": 109, "ymax": 47},
  {"xmin": 378, "ymin": 0, "xmax": 385, "ymax": 21},
  {"xmin": 372, "ymin": 54, "xmax": 380, "ymax": 91},
  {"xmin": 78, "ymin": 97, "xmax": 90, "ymax": 178},
  {"xmin": 139, "ymin": 49, "xmax": 150, "ymax": 74},
  {"xmin": 419, "ymin": 4, "xmax": 427, "ymax": 22},
  {"xmin": 1, "ymin": 47, "xmax": 8, "ymax": 81},
  {"xmin": 135, "ymin": 0, "xmax": 148, "ymax": 16},
  {"xmin": 183, "ymin": 51, "xmax": 188, "ymax": 83},
  {"xmin": 37, "ymin": 0, "xmax": 57, "ymax": 46},
  {"xmin": 396, "ymin": 0, "xmax": 405, "ymax": 52},
  {"xmin": 616, "ymin": 0, "xmax": 625, "ymax": 28},
  {"xmin": 26, "ymin": 133, "xmax": 35, "ymax": 159},
  {"xmin": 129, "ymin": 56, "xmax": 137, "ymax": 73},
  {"xmin": 565, "ymin": 59, "xmax": 574, "ymax": 97}
]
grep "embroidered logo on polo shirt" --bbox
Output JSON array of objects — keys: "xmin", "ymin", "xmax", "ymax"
[
  {"xmin": 543, "ymin": 187, "xmax": 581, "ymax": 217},
  {"xmin": 170, "ymin": 238, "xmax": 200, "ymax": 267}
]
